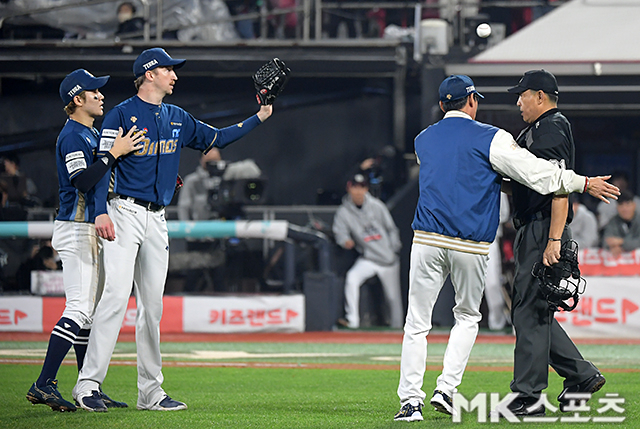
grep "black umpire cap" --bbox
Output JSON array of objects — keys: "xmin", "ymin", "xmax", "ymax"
[{"xmin": 507, "ymin": 69, "xmax": 559, "ymax": 96}]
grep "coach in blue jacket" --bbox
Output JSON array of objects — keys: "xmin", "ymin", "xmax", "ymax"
[{"xmin": 393, "ymin": 75, "xmax": 618, "ymax": 422}]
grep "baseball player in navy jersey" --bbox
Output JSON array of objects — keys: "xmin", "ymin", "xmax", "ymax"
[
  {"xmin": 394, "ymin": 75, "xmax": 619, "ymax": 422},
  {"xmin": 26, "ymin": 69, "xmax": 143, "ymax": 412},
  {"xmin": 73, "ymin": 48, "xmax": 273, "ymax": 412}
]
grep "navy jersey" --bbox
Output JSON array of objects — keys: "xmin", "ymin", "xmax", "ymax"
[
  {"xmin": 55, "ymin": 119, "xmax": 100, "ymax": 222},
  {"xmin": 95, "ymin": 95, "xmax": 261, "ymax": 214}
]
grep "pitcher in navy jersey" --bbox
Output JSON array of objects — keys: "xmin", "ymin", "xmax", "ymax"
[{"xmin": 73, "ymin": 48, "xmax": 273, "ymax": 412}]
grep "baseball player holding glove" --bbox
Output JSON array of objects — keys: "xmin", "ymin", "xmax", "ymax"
[
  {"xmin": 27, "ymin": 69, "xmax": 143, "ymax": 412},
  {"xmin": 73, "ymin": 48, "xmax": 281, "ymax": 412},
  {"xmin": 394, "ymin": 75, "xmax": 619, "ymax": 422}
]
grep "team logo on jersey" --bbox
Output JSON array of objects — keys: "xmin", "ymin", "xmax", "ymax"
[
  {"xmin": 130, "ymin": 116, "xmax": 137, "ymax": 123},
  {"xmin": 170, "ymin": 122, "xmax": 182, "ymax": 126}
]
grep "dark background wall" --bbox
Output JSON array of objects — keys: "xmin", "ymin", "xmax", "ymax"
[{"xmin": 0, "ymin": 75, "xmax": 395, "ymax": 207}]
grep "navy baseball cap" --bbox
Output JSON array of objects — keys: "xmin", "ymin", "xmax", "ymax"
[
  {"xmin": 133, "ymin": 47, "xmax": 186, "ymax": 78},
  {"xmin": 439, "ymin": 75, "xmax": 484, "ymax": 102},
  {"xmin": 507, "ymin": 69, "xmax": 559, "ymax": 95},
  {"xmin": 59, "ymin": 69, "xmax": 110, "ymax": 105}
]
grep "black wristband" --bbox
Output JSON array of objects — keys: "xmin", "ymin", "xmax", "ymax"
[{"xmin": 548, "ymin": 238, "xmax": 562, "ymax": 242}]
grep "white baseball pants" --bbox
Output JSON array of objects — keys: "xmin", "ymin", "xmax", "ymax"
[
  {"xmin": 75, "ymin": 197, "xmax": 169, "ymax": 408},
  {"xmin": 344, "ymin": 257, "xmax": 403, "ymax": 329},
  {"xmin": 51, "ymin": 221, "xmax": 102, "ymax": 330},
  {"xmin": 485, "ymin": 239, "xmax": 507, "ymax": 330},
  {"xmin": 397, "ymin": 243, "xmax": 487, "ymax": 405}
]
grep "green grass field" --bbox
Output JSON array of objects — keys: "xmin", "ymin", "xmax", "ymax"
[{"xmin": 1, "ymin": 338, "xmax": 638, "ymax": 428}]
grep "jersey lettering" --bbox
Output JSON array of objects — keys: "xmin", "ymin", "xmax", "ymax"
[
  {"xmin": 102, "ymin": 129, "xmax": 119, "ymax": 138},
  {"xmin": 100, "ymin": 129, "xmax": 118, "ymax": 152},
  {"xmin": 134, "ymin": 139, "xmax": 178, "ymax": 156},
  {"xmin": 66, "ymin": 157, "xmax": 87, "ymax": 174},
  {"xmin": 65, "ymin": 151, "xmax": 84, "ymax": 162},
  {"xmin": 100, "ymin": 137, "xmax": 115, "ymax": 152}
]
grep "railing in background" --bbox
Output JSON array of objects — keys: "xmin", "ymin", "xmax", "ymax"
[{"xmin": 0, "ymin": 0, "xmax": 568, "ymax": 44}]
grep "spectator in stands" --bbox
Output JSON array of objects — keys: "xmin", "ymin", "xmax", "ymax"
[
  {"xmin": 333, "ymin": 172, "xmax": 403, "ymax": 329},
  {"xmin": 602, "ymin": 190, "xmax": 640, "ymax": 258},
  {"xmin": 16, "ymin": 240, "xmax": 60, "ymax": 293},
  {"xmin": 228, "ymin": 0, "xmax": 258, "ymax": 39},
  {"xmin": 269, "ymin": 0, "xmax": 297, "ymax": 39},
  {"xmin": 115, "ymin": 2, "xmax": 145, "ymax": 40},
  {"xmin": 571, "ymin": 194, "xmax": 599, "ymax": 250},
  {"xmin": 0, "ymin": 152, "xmax": 40, "ymax": 220},
  {"xmin": 0, "ymin": 152, "xmax": 38, "ymax": 206},
  {"xmin": 596, "ymin": 171, "xmax": 640, "ymax": 230}
]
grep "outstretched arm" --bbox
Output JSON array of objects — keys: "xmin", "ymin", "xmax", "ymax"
[{"xmin": 490, "ymin": 129, "xmax": 620, "ymax": 201}]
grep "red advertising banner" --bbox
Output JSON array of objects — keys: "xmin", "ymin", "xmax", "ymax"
[
  {"xmin": 556, "ymin": 276, "xmax": 640, "ymax": 338},
  {"xmin": 579, "ymin": 249, "xmax": 640, "ymax": 276}
]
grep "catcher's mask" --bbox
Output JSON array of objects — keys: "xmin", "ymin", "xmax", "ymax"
[{"xmin": 531, "ymin": 240, "xmax": 586, "ymax": 312}]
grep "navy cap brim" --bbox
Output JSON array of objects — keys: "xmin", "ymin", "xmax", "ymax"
[
  {"xmin": 84, "ymin": 75, "xmax": 110, "ymax": 91},
  {"xmin": 169, "ymin": 59, "xmax": 186, "ymax": 69}
]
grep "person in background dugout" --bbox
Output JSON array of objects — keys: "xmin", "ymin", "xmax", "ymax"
[
  {"xmin": 602, "ymin": 190, "xmax": 640, "ymax": 258},
  {"xmin": 332, "ymin": 173, "xmax": 404, "ymax": 330},
  {"xmin": 570, "ymin": 194, "xmax": 599, "ymax": 250},
  {"xmin": 596, "ymin": 171, "xmax": 640, "ymax": 230}
]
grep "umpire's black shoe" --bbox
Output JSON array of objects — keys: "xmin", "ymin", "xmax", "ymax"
[
  {"xmin": 507, "ymin": 397, "xmax": 545, "ymax": 417},
  {"xmin": 99, "ymin": 388, "xmax": 128, "ymax": 408},
  {"xmin": 490, "ymin": 395, "xmax": 545, "ymax": 418},
  {"xmin": 558, "ymin": 372, "xmax": 606, "ymax": 412}
]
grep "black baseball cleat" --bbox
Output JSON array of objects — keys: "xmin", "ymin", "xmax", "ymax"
[
  {"xmin": 99, "ymin": 388, "xmax": 128, "ymax": 408},
  {"xmin": 558, "ymin": 372, "xmax": 606, "ymax": 412},
  {"xmin": 26, "ymin": 379, "xmax": 77, "ymax": 412},
  {"xmin": 489, "ymin": 395, "xmax": 545, "ymax": 419},
  {"xmin": 394, "ymin": 402, "xmax": 423, "ymax": 422}
]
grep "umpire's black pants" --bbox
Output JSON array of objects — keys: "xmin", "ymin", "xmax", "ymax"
[{"xmin": 510, "ymin": 217, "xmax": 599, "ymax": 398}]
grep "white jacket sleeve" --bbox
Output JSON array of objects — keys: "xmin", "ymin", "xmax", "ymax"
[{"xmin": 489, "ymin": 129, "xmax": 586, "ymax": 195}]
